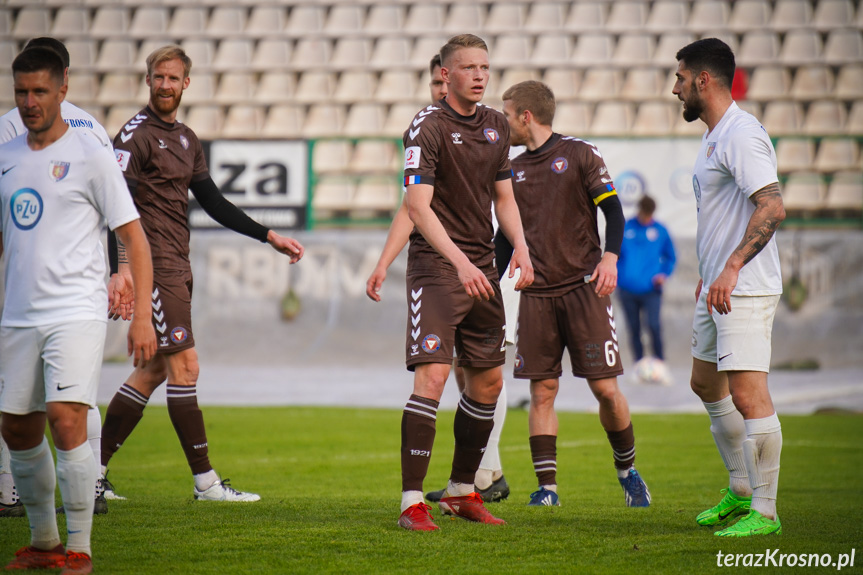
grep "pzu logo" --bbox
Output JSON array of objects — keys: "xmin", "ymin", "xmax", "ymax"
[{"xmin": 10, "ymin": 188, "xmax": 44, "ymax": 230}]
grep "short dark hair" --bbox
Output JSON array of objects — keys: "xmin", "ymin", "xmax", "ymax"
[
  {"xmin": 12, "ymin": 46, "xmax": 66, "ymax": 84},
  {"xmin": 501, "ymin": 81, "xmax": 556, "ymax": 126},
  {"xmin": 429, "ymin": 54, "xmax": 441, "ymax": 75},
  {"xmin": 23, "ymin": 37, "xmax": 70, "ymax": 69},
  {"xmin": 638, "ymin": 195, "xmax": 656, "ymax": 216},
  {"xmin": 675, "ymin": 38, "xmax": 735, "ymax": 89}
]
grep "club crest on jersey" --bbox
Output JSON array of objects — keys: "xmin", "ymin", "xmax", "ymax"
[
  {"xmin": 422, "ymin": 334, "xmax": 441, "ymax": 354},
  {"xmin": 515, "ymin": 170, "xmax": 526, "ymax": 182},
  {"xmin": 483, "ymin": 128, "xmax": 499, "ymax": 144},
  {"xmin": 180, "ymin": 135, "xmax": 189, "ymax": 150},
  {"xmin": 551, "ymin": 157, "xmax": 568, "ymax": 173},
  {"xmin": 706, "ymin": 142, "xmax": 716, "ymax": 158},
  {"xmin": 170, "ymin": 327, "xmax": 188, "ymax": 344},
  {"xmin": 49, "ymin": 161, "xmax": 70, "ymax": 182}
]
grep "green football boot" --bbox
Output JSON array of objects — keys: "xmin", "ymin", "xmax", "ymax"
[
  {"xmin": 696, "ymin": 487, "xmax": 751, "ymax": 526},
  {"xmin": 715, "ymin": 510, "xmax": 782, "ymax": 537}
]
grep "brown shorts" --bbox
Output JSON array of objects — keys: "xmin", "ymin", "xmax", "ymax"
[
  {"xmin": 405, "ymin": 273, "xmax": 506, "ymax": 371},
  {"xmin": 152, "ymin": 269, "xmax": 195, "ymax": 354},
  {"xmin": 514, "ymin": 285, "xmax": 624, "ymax": 380}
]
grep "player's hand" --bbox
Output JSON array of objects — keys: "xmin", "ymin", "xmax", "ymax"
[
  {"xmin": 652, "ymin": 273, "xmax": 667, "ymax": 287},
  {"xmin": 127, "ymin": 315, "xmax": 156, "ymax": 368},
  {"xmin": 267, "ymin": 231, "xmax": 304, "ymax": 264},
  {"xmin": 695, "ymin": 278, "xmax": 703, "ymax": 301},
  {"xmin": 457, "ymin": 261, "xmax": 494, "ymax": 301},
  {"xmin": 108, "ymin": 271, "xmax": 135, "ymax": 321},
  {"xmin": 589, "ymin": 252, "xmax": 618, "ymax": 297},
  {"xmin": 509, "ymin": 245, "xmax": 534, "ymax": 291},
  {"xmin": 366, "ymin": 265, "xmax": 387, "ymax": 302},
  {"xmin": 706, "ymin": 266, "xmax": 738, "ymax": 315}
]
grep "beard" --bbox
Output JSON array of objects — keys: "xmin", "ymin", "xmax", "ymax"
[
  {"xmin": 150, "ymin": 89, "xmax": 183, "ymax": 116},
  {"xmin": 681, "ymin": 81, "xmax": 704, "ymax": 123}
]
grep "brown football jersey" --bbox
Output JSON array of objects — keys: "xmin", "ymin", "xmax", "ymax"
[
  {"xmin": 511, "ymin": 133, "xmax": 618, "ymax": 296},
  {"xmin": 402, "ymin": 100, "xmax": 512, "ymax": 279},
  {"xmin": 113, "ymin": 106, "xmax": 208, "ymax": 271}
]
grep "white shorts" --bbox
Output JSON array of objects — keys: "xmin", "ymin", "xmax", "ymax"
[
  {"xmin": 0, "ymin": 321, "xmax": 106, "ymax": 415},
  {"xmin": 691, "ymin": 292, "xmax": 779, "ymax": 373},
  {"xmin": 500, "ymin": 266, "xmax": 521, "ymax": 345}
]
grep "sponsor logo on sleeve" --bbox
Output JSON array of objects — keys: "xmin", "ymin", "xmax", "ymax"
[
  {"xmin": 115, "ymin": 150, "xmax": 131, "ymax": 172},
  {"xmin": 404, "ymin": 146, "xmax": 421, "ymax": 169}
]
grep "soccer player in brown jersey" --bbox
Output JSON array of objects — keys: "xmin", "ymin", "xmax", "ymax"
[
  {"xmin": 395, "ymin": 35, "xmax": 534, "ymax": 532},
  {"xmin": 367, "ymin": 54, "xmax": 510, "ymax": 505},
  {"xmin": 501, "ymin": 81, "xmax": 651, "ymax": 508},
  {"xmin": 99, "ymin": 46, "xmax": 304, "ymax": 502}
]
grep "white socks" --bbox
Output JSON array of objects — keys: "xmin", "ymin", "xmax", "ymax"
[
  {"xmin": 400, "ymin": 490, "xmax": 423, "ymax": 513},
  {"xmin": 743, "ymin": 413, "xmax": 782, "ymax": 520},
  {"xmin": 56, "ymin": 442, "xmax": 96, "ymax": 556},
  {"xmin": 445, "ymin": 480, "xmax": 473, "ymax": 498},
  {"xmin": 194, "ymin": 469, "xmax": 220, "ymax": 492},
  {"xmin": 10, "ymin": 438, "xmax": 61, "ymax": 550},
  {"xmin": 87, "ymin": 407, "xmax": 101, "ymax": 480},
  {"xmin": 703, "ymin": 396, "xmax": 751, "ymax": 497},
  {"xmin": 477, "ymin": 380, "xmax": 507, "ymax": 487}
]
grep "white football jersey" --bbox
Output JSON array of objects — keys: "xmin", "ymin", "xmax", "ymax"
[
  {"xmin": 0, "ymin": 128, "xmax": 139, "ymax": 327},
  {"xmin": 692, "ymin": 102, "xmax": 782, "ymax": 296},
  {"xmin": 0, "ymin": 100, "xmax": 112, "ymax": 148}
]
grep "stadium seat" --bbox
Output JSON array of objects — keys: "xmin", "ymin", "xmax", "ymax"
[
  {"xmin": 331, "ymin": 38, "xmax": 373, "ymax": 69},
  {"xmin": 790, "ymin": 66, "xmax": 835, "ymax": 101},
  {"xmin": 67, "ymin": 72, "xmax": 100, "ymax": 105},
  {"xmin": 353, "ymin": 178, "xmax": 400, "ymax": 213},
  {"xmin": 410, "ymin": 37, "xmax": 448, "ymax": 69},
  {"xmin": 66, "ymin": 40, "xmax": 98, "ymax": 71},
  {"xmin": 824, "ymin": 30, "xmax": 863, "ymax": 65},
  {"xmin": 383, "ymin": 103, "xmax": 420, "ymax": 138},
  {"xmin": 590, "ymin": 102, "xmax": 634, "ymax": 136},
  {"xmin": 292, "ymin": 39, "xmax": 332, "ymax": 70},
  {"xmin": 215, "ymin": 72, "xmax": 256, "ymax": 105},
  {"xmin": 698, "ymin": 30, "xmax": 740, "ymax": 54},
  {"xmin": 369, "ymin": 38, "xmax": 411, "ymax": 70},
  {"xmin": 780, "ymin": 30, "xmax": 823, "ymax": 66},
  {"xmin": 345, "ymin": 104, "xmax": 387, "ymax": 137},
  {"xmin": 181, "ymin": 40, "xmax": 216, "ymax": 71},
  {"xmin": 0, "ymin": 9, "xmax": 10, "ymax": 37},
  {"xmin": 554, "ymin": 102, "xmax": 592, "ymax": 135},
  {"xmin": 493, "ymin": 69, "xmax": 541, "ymax": 100},
  {"xmin": 52, "ymin": 7, "xmax": 90, "ymax": 36},
  {"xmin": 762, "ymin": 101, "xmax": 805, "ymax": 136},
  {"xmin": 222, "ymin": 105, "xmax": 265, "ymax": 139},
  {"xmin": 572, "ymin": 34, "xmax": 615, "ymax": 66},
  {"xmin": 525, "ymin": 3, "xmax": 567, "ymax": 31},
  {"xmin": 180, "ymin": 72, "xmax": 217, "ymax": 105},
  {"xmin": 0, "ymin": 40, "xmax": 15, "ymax": 68},
  {"xmin": 836, "ymin": 65, "xmax": 863, "ymax": 99},
  {"xmin": 673, "ymin": 110, "xmax": 708, "ymax": 136},
  {"xmin": 847, "ymin": 101, "xmax": 863, "ymax": 134},
  {"xmin": 653, "ymin": 32, "xmax": 696, "ymax": 67},
  {"xmin": 129, "ymin": 7, "xmax": 168, "ymax": 39},
  {"xmin": 325, "ymin": 5, "xmax": 365, "ymax": 34},
  {"xmin": 79, "ymin": 105, "xmax": 105, "ymax": 130},
  {"xmin": 813, "ymin": 0, "xmax": 856, "ymax": 30},
  {"xmin": 136, "ymin": 40, "xmax": 169, "ymax": 70},
  {"xmin": 213, "ymin": 40, "xmax": 254, "ymax": 71},
  {"xmin": 803, "ymin": 100, "xmax": 847, "ymax": 136},
  {"xmin": 303, "ymin": 104, "xmax": 347, "ymax": 138},
  {"xmin": 782, "ymin": 172, "xmax": 826, "ymax": 210},
  {"xmin": 12, "ymin": 7, "xmax": 51, "ymax": 39},
  {"xmin": 484, "ymin": 4, "xmax": 526, "ymax": 33},
  {"xmin": 688, "ymin": 1, "xmax": 730, "ymax": 32},
  {"xmin": 531, "ymin": 34, "xmax": 573, "ymax": 67},
  {"xmin": 105, "ymin": 105, "xmax": 146, "ymax": 139},
  {"xmin": 775, "ymin": 138, "xmax": 816, "ymax": 172},
  {"xmin": 184, "ymin": 106, "xmax": 225, "ymax": 141},
  {"xmin": 729, "ymin": 0, "xmax": 772, "ymax": 32},
  {"xmin": 815, "ymin": 139, "xmax": 860, "ymax": 173},
  {"xmin": 97, "ymin": 40, "xmax": 137, "ymax": 71},
  {"xmin": 364, "ymin": 5, "xmax": 404, "ymax": 35},
  {"xmin": 736, "ymin": 100, "xmax": 764, "ymax": 119},
  {"xmin": 613, "ymin": 34, "xmax": 655, "ymax": 66},
  {"xmin": 207, "ymin": 7, "xmax": 247, "ymax": 36},
  {"xmin": 632, "ymin": 102, "xmax": 675, "ymax": 136},
  {"xmin": 620, "ymin": 68, "xmax": 665, "ymax": 101},
  {"xmin": 543, "ymin": 69, "xmax": 582, "ymax": 101},
  {"xmin": 312, "ymin": 177, "xmax": 356, "ymax": 215},
  {"xmin": 825, "ymin": 171, "xmax": 863, "ymax": 209},
  {"xmin": 493, "ymin": 36, "xmax": 532, "ymax": 67},
  {"xmin": 376, "ymin": 71, "xmax": 418, "ymax": 104},
  {"xmin": 285, "ymin": 5, "xmax": 325, "ymax": 37},
  {"xmin": 349, "ymin": 140, "xmax": 399, "ymax": 173},
  {"xmin": 0, "ymin": 72, "xmax": 13, "ymax": 108},
  {"xmin": 246, "ymin": 6, "xmax": 286, "ymax": 35},
  {"xmin": 334, "ymin": 72, "xmax": 377, "ymax": 103},
  {"xmin": 747, "ymin": 66, "xmax": 793, "ymax": 102},
  {"xmin": 252, "ymin": 39, "xmax": 292, "ymax": 71},
  {"xmin": 97, "ymin": 73, "xmax": 140, "ymax": 105},
  {"xmin": 169, "ymin": 8, "xmax": 207, "ymax": 37},
  {"xmin": 444, "ymin": 4, "xmax": 485, "ymax": 33},
  {"xmin": 294, "ymin": 71, "xmax": 337, "ymax": 104},
  {"xmin": 404, "ymin": 5, "xmax": 444, "ymax": 32},
  {"xmin": 738, "ymin": 31, "xmax": 781, "ymax": 66},
  {"xmin": 579, "ymin": 69, "xmax": 623, "ymax": 101},
  {"xmin": 606, "ymin": 1, "xmax": 648, "ymax": 32},
  {"xmin": 254, "ymin": 72, "xmax": 296, "ymax": 104},
  {"xmin": 564, "ymin": 2, "xmax": 607, "ymax": 32},
  {"xmin": 770, "ymin": 0, "xmax": 813, "ymax": 29},
  {"xmin": 262, "ymin": 104, "xmax": 304, "ymax": 138},
  {"xmin": 646, "ymin": 1, "xmax": 689, "ymax": 32}
]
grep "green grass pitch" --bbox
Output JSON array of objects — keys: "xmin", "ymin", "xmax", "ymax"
[{"xmin": 1, "ymin": 407, "xmax": 860, "ymax": 574}]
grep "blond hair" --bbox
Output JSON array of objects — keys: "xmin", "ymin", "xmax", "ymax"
[
  {"xmin": 501, "ymin": 81, "xmax": 556, "ymax": 126},
  {"xmin": 439, "ymin": 34, "xmax": 488, "ymax": 68},
  {"xmin": 146, "ymin": 45, "xmax": 192, "ymax": 78}
]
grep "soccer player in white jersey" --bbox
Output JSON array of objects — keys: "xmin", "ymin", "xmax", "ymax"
[
  {"xmin": 0, "ymin": 47, "xmax": 155, "ymax": 573},
  {"xmin": 0, "ymin": 38, "xmax": 116, "ymax": 519},
  {"xmin": 673, "ymin": 38, "xmax": 786, "ymax": 537}
]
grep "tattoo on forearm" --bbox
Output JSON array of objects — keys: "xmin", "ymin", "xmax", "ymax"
[
  {"xmin": 737, "ymin": 183, "xmax": 784, "ymax": 266},
  {"xmin": 117, "ymin": 237, "xmax": 129, "ymax": 265}
]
